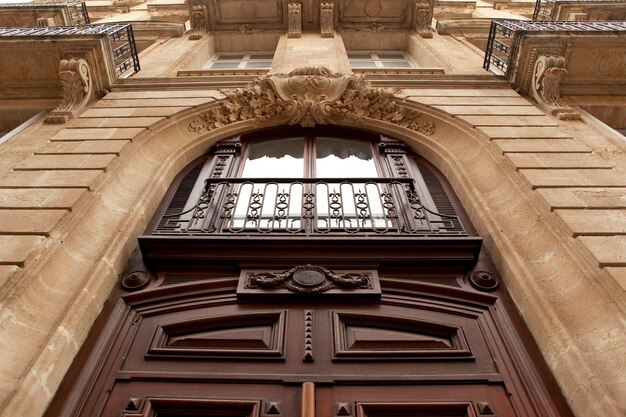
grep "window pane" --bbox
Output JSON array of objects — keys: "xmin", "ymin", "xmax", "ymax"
[
  {"xmin": 349, "ymin": 60, "xmax": 378, "ymax": 68},
  {"xmin": 315, "ymin": 138, "xmax": 377, "ymax": 178},
  {"xmin": 381, "ymin": 61, "xmax": 413, "ymax": 68},
  {"xmin": 215, "ymin": 54, "xmax": 245, "ymax": 60},
  {"xmin": 244, "ymin": 61, "xmax": 273, "ymax": 69},
  {"xmin": 249, "ymin": 52, "xmax": 274, "ymax": 59},
  {"xmin": 377, "ymin": 52, "xmax": 406, "ymax": 59},
  {"xmin": 209, "ymin": 62, "xmax": 241, "ymax": 69},
  {"xmin": 242, "ymin": 138, "xmax": 305, "ymax": 178},
  {"xmin": 348, "ymin": 52, "xmax": 372, "ymax": 58}
]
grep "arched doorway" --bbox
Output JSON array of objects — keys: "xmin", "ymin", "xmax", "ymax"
[{"xmin": 44, "ymin": 128, "xmax": 573, "ymax": 417}]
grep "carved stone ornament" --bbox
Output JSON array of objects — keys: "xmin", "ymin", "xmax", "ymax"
[
  {"xmin": 189, "ymin": 5, "xmax": 208, "ymax": 39},
  {"xmin": 288, "ymin": 3, "xmax": 302, "ymax": 38},
  {"xmin": 529, "ymin": 55, "xmax": 580, "ymax": 120},
  {"xmin": 368, "ymin": 22, "xmax": 384, "ymax": 32},
  {"xmin": 238, "ymin": 24, "xmax": 255, "ymax": 33},
  {"xmin": 45, "ymin": 58, "xmax": 94, "ymax": 124},
  {"xmin": 245, "ymin": 264, "xmax": 372, "ymax": 293},
  {"xmin": 320, "ymin": 2, "xmax": 334, "ymax": 38},
  {"xmin": 188, "ymin": 66, "xmax": 436, "ymax": 134},
  {"xmin": 414, "ymin": 0, "xmax": 433, "ymax": 38}
]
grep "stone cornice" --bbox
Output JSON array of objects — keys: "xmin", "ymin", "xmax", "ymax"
[{"xmin": 111, "ymin": 74, "xmax": 511, "ymax": 91}]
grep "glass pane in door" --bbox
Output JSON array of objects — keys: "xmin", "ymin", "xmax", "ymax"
[
  {"xmin": 315, "ymin": 138, "xmax": 390, "ymax": 231},
  {"xmin": 231, "ymin": 138, "xmax": 305, "ymax": 231}
]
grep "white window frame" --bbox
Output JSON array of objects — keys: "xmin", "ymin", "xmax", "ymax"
[
  {"xmin": 348, "ymin": 51, "xmax": 417, "ymax": 69},
  {"xmin": 203, "ymin": 52, "xmax": 274, "ymax": 70}
]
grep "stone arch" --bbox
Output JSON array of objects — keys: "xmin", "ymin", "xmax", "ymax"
[{"xmin": 6, "ymin": 68, "xmax": 621, "ymax": 417}]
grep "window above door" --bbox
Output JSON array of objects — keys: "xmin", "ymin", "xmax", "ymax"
[
  {"xmin": 139, "ymin": 128, "xmax": 482, "ymax": 269},
  {"xmin": 146, "ymin": 128, "xmax": 470, "ymax": 238}
]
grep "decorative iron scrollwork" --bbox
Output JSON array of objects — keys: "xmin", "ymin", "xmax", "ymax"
[{"xmin": 157, "ymin": 177, "xmax": 465, "ymax": 236}]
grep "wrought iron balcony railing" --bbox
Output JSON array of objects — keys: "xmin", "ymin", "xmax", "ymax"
[
  {"xmin": 153, "ymin": 178, "xmax": 466, "ymax": 237},
  {"xmin": 483, "ymin": 19, "xmax": 626, "ymax": 74},
  {"xmin": 0, "ymin": 24, "xmax": 139, "ymax": 77},
  {"xmin": 533, "ymin": 0, "xmax": 626, "ymax": 21},
  {"xmin": 0, "ymin": 1, "xmax": 89, "ymax": 25}
]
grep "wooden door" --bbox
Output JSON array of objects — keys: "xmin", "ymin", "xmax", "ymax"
[{"xmin": 44, "ymin": 263, "xmax": 572, "ymax": 417}]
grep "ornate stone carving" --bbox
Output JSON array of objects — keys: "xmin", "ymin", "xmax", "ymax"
[
  {"xmin": 414, "ymin": 0, "xmax": 433, "ymax": 38},
  {"xmin": 368, "ymin": 22, "xmax": 384, "ymax": 32},
  {"xmin": 189, "ymin": 66, "xmax": 435, "ymax": 134},
  {"xmin": 597, "ymin": 51, "xmax": 625, "ymax": 77},
  {"xmin": 189, "ymin": 5, "xmax": 207, "ymax": 39},
  {"xmin": 245, "ymin": 264, "xmax": 372, "ymax": 293},
  {"xmin": 320, "ymin": 2, "xmax": 334, "ymax": 38},
  {"xmin": 288, "ymin": 3, "xmax": 301, "ymax": 38},
  {"xmin": 238, "ymin": 23, "xmax": 255, "ymax": 33},
  {"xmin": 45, "ymin": 58, "xmax": 93, "ymax": 124},
  {"xmin": 529, "ymin": 55, "xmax": 580, "ymax": 120}
]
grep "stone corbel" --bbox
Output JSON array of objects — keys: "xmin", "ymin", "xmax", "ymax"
[
  {"xmin": 413, "ymin": 0, "xmax": 433, "ymax": 38},
  {"xmin": 189, "ymin": 5, "xmax": 208, "ymax": 40},
  {"xmin": 288, "ymin": 3, "xmax": 302, "ymax": 38},
  {"xmin": 529, "ymin": 55, "xmax": 580, "ymax": 120},
  {"xmin": 45, "ymin": 58, "xmax": 94, "ymax": 124},
  {"xmin": 320, "ymin": 3, "xmax": 334, "ymax": 38}
]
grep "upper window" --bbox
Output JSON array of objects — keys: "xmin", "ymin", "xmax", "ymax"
[
  {"xmin": 348, "ymin": 51, "xmax": 417, "ymax": 69},
  {"xmin": 202, "ymin": 52, "xmax": 274, "ymax": 70},
  {"xmin": 151, "ymin": 129, "xmax": 466, "ymax": 237}
]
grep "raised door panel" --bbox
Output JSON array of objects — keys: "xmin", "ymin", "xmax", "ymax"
[
  {"xmin": 317, "ymin": 385, "xmax": 517, "ymax": 417},
  {"xmin": 147, "ymin": 311, "xmax": 286, "ymax": 358},
  {"xmin": 120, "ymin": 299, "xmax": 499, "ymax": 382},
  {"xmin": 105, "ymin": 382, "xmax": 299, "ymax": 417}
]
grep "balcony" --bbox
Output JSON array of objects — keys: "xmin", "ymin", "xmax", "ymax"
[
  {"xmin": 0, "ymin": 23, "xmax": 140, "ymax": 124},
  {"xmin": 152, "ymin": 177, "xmax": 466, "ymax": 237},
  {"xmin": 484, "ymin": 19, "xmax": 626, "ymax": 75},
  {"xmin": 0, "ymin": 24, "xmax": 139, "ymax": 78},
  {"xmin": 0, "ymin": 1, "xmax": 89, "ymax": 27},
  {"xmin": 533, "ymin": 0, "xmax": 626, "ymax": 21},
  {"xmin": 483, "ymin": 20, "xmax": 626, "ymax": 95},
  {"xmin": 140, "ymin": 178, "xmax": 481, "ymax": 269}
]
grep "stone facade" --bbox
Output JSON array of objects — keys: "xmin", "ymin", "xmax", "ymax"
[{"xmin": 0, "ymin": 2, "xmax": 624, "ymax": 417}]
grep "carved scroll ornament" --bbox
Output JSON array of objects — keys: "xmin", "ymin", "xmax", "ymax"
[
  {"xmin": 529, "ymin": 55, "xmax": 580, "ymax": 120},
  {"xmin": 45, "ymin": 58, "xmax": 94, "ymax": 124},
  {"xmin": 246, "ymin": 264, "xmax": 372, "ymax": 293},
  {"xmin": 189, "ymin": 66, "xmax": 435, "ymax": 135}
]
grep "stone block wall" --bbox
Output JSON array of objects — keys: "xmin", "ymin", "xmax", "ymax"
[{"xmin": 0, "ymin": 46, "xmax": 624, "ymax": 417}]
